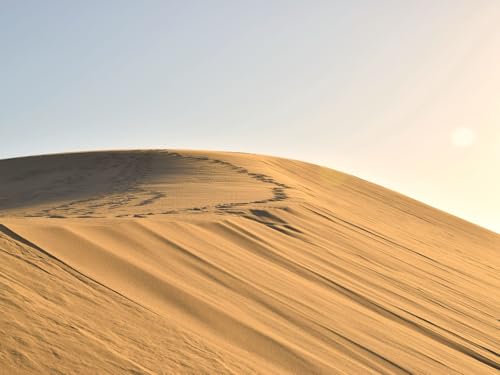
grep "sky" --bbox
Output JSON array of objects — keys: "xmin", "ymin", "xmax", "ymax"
[{"xmin": 1, "ymin": 1, "xmax": 499, "ymax": 233}]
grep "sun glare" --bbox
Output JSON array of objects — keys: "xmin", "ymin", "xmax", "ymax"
[{"xmin": 451, "ymin": 127, "xmax": 477, "ymax": 148}]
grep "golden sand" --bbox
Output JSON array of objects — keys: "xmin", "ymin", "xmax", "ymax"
[{"xmin": 1, "ymin": 150, "xmax": 498, "ymax": 374}]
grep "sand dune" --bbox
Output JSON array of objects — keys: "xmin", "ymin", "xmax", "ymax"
[{"xmin": 0, "ymin": 150, "xmax": 498, "ymax": 374}]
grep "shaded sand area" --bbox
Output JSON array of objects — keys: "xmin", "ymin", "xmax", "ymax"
[{"xmin": 1, "ymin": 150, "xmax": 499, "ymax": 374}]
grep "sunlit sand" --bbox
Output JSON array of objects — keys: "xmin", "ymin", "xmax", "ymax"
[{"xmin": 1, "ymin": 150, "xmax": 498, "ymax": 374}]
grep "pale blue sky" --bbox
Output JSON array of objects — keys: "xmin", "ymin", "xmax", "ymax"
[{"xmin": 1, "ymin": 1, "xmax": 499, "ymax": 232}]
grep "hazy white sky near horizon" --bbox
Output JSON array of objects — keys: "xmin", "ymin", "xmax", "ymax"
[{"xmin": 1, "ymin": 1, "xmax": 499, "ymax": 233}]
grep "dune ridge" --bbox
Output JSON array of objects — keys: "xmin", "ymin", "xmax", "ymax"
[{"xmin": 1, "ymin": 150, "xmax": 498, "ymax": 374}]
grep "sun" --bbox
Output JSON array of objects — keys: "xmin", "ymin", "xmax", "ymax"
[{"xmin": 451, "ymin": 127, "xmax": 477, "ymax": 148}]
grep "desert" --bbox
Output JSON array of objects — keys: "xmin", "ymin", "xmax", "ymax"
[{"xmin": 1, "ymin": 150, "xmax": 498, "ymax": 374}]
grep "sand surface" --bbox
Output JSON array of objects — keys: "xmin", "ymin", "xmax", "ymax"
[{"xmin": 0, "ymin": 150, "xmax": 498, "ymax": 374}]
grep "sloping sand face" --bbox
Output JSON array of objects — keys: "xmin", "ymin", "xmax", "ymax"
[{"xmin": 0, "ymin": 150, "xmax": 498, "ymax": 374}]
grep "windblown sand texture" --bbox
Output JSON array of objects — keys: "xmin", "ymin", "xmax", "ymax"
[{"xmin": 0, "ymin": 150, "xmax": 498, "ymax": 374}]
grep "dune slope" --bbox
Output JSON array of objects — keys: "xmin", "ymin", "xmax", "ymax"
[{"xmin": 1, "ymin": 150, "xmax": 498, "ymax": 374}]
